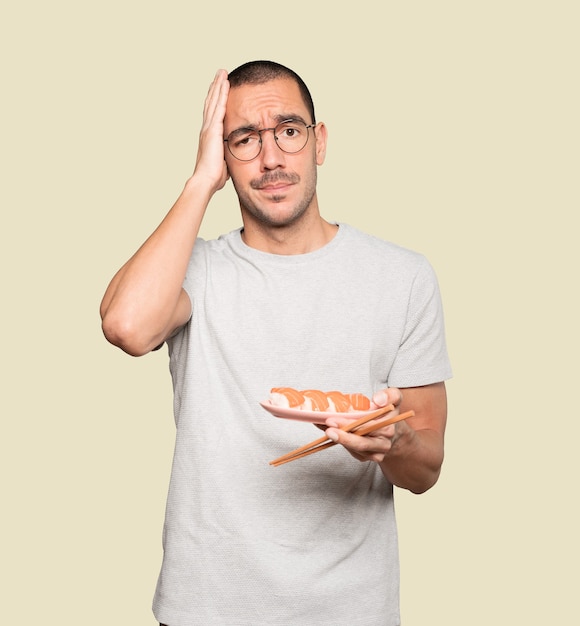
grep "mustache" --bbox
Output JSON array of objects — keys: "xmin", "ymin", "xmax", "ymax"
[{"xmin": 250, "ymin": 171, "xmax": 300, "ymax": 189}]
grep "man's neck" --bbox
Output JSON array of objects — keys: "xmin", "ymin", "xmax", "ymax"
[{"xmin": 240, "ymin": 214, "xmax": 338, "ymax": 255}]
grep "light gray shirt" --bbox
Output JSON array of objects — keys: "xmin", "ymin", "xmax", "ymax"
[{"xmin": 153, "ymin": 224, "xmax": 452, "ymax": 626}]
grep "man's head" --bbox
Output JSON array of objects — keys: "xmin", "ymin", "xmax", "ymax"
[
  {"xmin": 223, "ymin": 61, "xmax": 327, "ymax": 235},
  {"xmin": 228, "ymin": 60, "xmax": 316, "ymax": 125}
]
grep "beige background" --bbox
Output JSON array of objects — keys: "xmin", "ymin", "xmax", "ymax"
[{"xmin": 2, "ymin": 1, "xmax": 578, "ymax": 624}]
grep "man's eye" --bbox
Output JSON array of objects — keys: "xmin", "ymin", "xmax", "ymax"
[
  {"xmin": 279, "ymin": 126, "xmax": 301, "ymax": 138},
  {"xmin": 233, "ymin": 133, "xmax": 258, "ymax": 147}
]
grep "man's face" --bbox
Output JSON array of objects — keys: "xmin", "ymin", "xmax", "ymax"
[{"xmin": 223, "ymin": 78, "xmax": 326, "ymax": 229}]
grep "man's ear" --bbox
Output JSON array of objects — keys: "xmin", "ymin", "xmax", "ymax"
[{"xmin": 314, "ymin": 122, "xmax": 328, "ymax": 166}]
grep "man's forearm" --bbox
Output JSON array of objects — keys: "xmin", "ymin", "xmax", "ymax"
[{"xmin": 379, "ymin": 426, "xmax": 445, "ymax": 494}]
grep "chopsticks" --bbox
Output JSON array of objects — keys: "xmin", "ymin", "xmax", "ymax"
[{"xmin": 269, "ymin": 405, "xmax": 415, "ymax": 467}]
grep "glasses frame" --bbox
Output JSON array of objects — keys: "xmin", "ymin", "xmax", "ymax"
[{"xmin": 224, "ymin": 119, "xmax": 316, "ymax": 162}]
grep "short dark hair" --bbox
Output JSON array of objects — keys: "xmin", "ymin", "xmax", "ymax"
[{"xmin": 228, "ymin": 60, "xmax": 316, "ymax": 124}]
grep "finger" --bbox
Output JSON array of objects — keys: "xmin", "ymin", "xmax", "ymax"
[
  {"xmin": 367, "ymin": 424, "xmax": 396, "ymax": 439},
  {"xmin": 325, "ymin": 423, "xmax": 395, "ymax": 449},
  {"xmin": 372, "ymin": 387, "xmax": 403, "ymax": 409},
  {"xmin": 324, "ymin": 416, "xmax": 353, "ymax": 429},
  {"xmin": 341, "ymin": 433, "xmax": 392, "ymax": 464},
  {"xmin": 349, "ymin": 432, "xmax": 394, "ymax": 460},
  {"xmin": 203, "ymin": 69, "xmax": 229, "ymax": 126}
]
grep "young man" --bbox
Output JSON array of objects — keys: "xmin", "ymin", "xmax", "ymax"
[{"xmin": 101, "ymin": 61, "xmax": 451, "ymax": 626}]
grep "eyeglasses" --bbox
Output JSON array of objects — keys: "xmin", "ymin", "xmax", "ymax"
[{"xmin": 224, "ymin": 119, "xmax": 315, "ymax": 161}]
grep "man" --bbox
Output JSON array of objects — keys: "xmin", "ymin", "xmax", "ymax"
[{"xmin": 101, "ymin": 60, "xmax": 452, "ymax": 626}]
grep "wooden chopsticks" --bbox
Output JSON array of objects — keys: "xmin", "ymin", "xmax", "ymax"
[{"xmin": 269, "ymin": 405, "xmax": 415, "ymax": 467}]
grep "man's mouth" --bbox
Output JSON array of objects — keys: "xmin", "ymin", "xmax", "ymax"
[
  {"xmin": 251, "ymin": 173, "xmax": 300, "ymax": 191},
  {"xmin": 259, "ymin": 182, "xmax": 292, "ymax": 192}
]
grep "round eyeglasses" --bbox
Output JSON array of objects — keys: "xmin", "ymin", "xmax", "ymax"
[{"xmin": 224, "ymin": 119, "xmax": 315, "ymax": 161}]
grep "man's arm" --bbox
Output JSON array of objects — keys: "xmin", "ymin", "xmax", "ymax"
[
  {"xmin": 100, "ymin": 70, "xmax": 230, "ymax": 356},
  {"xmin": 324, "ymin": 383, "xmax": 447, "ymax": 494}
]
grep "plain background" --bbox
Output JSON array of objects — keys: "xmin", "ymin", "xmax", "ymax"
[{"xmin": 2, "ymin": 1, "xmax": 578, "ymax": 624}]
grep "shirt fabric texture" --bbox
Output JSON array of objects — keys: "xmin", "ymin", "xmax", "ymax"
[{"xmin": 152, "ymin": 224, "xmax": 452, "ymax": 626}]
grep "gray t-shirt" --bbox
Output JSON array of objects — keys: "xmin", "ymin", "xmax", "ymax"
[{"xmin": 153, "ymin": 224, "xmax": 452, "ymax": 626}]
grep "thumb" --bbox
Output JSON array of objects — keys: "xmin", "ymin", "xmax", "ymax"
[{"xmin": 372, "ymin": 390, "xmax": 389, "ymax": 407}]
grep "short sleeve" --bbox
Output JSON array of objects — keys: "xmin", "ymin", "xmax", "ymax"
[{"xmin": 387, "ymin": 257, "xmax": 452, "ymax": 388}]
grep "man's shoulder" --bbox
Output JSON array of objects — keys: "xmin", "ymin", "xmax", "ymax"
[
  {"xmin": 191, "ymin": 228, "xmax": 242, "ymax": 255},
  {"xmin": 339, "ymin": 223, "xmax": 426, "ymax": 264}
]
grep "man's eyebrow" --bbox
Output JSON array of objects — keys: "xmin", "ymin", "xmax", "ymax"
[
  {"xmin": 229, "ymin": 123, "xmax": 259, "ymax": 134},
  {"xmin": 273, "ymin": 113, "xmax": 309, "ymax": 125}
]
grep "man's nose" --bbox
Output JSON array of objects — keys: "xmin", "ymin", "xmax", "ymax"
[{"xmin": 259, "ymin": 129, "xmax": 285, "ymax": 168}]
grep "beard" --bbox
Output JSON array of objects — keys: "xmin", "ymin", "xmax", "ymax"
[{"xmin": 231, "ymin": 167, "xmax": 318, "ymax": 229}]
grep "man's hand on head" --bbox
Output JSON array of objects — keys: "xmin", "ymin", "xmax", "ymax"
[{"xmin": 192, "ymin": 69, "xmax": 230, "ymax": 194}]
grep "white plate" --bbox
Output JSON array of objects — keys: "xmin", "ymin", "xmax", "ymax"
[{"xmin": 259, "ymin": 401, "xmax": 374, "ymax": 424}]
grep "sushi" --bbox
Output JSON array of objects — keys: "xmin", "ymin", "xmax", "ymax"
[
  {"xmin": 268, "ymin": 387, "xmax": 371, "ymax": 413},
  {"xmin": 302, "ymin": 389, "xmax": 331, "ymax": 411},
  {"xmin": 269, "ymin": 387, "xmax": 305, "ymax": 408}
]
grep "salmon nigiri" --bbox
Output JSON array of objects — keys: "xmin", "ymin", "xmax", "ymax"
[
  {"xmin": 326, "ymin": 390, "xmax": 352, "ymax": 413},
  {"xmin": 267, "ymin": 387, "xmax": 371, "ymax": 413},
  {"xmin": 301, "ymin": 389, "xmax": 330, "ymax": 411},
  {"xmin": 348, "ymin": 393, "xmax": 371, "ymax": 411},
  {"xmin": 269, "ymin": 387, "xmax": 305, "ymax": 408}
]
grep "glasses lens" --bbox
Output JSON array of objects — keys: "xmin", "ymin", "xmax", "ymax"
[
  {"xmin": 275, "ymin": 120, "xmax": 310, "ymax": 154},
  {"xmin": 228, "ymin": 128, "xmax": 261, "ymax": 161},
  {"xmin": 226, "ymin": 129, "xmax": 262, "ymax": 161}
]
